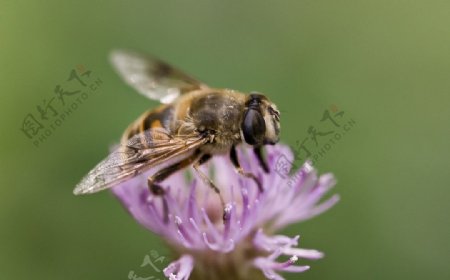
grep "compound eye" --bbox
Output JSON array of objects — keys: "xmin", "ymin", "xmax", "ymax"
[{"xmin": 242, "ymin": 109, "xmax": 266, "ymax": 145}]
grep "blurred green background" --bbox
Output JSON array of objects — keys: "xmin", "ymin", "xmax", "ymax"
[{"xmin": 1, "ymin": 1, "xmax": 450, "ymax": 279}]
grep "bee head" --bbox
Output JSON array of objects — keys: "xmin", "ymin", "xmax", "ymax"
[{"xmin": 241, "ymin": 93, "xmax": 281, "ymax": 146}]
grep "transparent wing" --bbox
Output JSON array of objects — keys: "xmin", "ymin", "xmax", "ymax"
[
  {"xmin": 110, "ymin": 49, "xmax": 207, "ymax": 104},
  {"xmin": 73, "ymin": 128, "xmax": 209, "ymax": 195}
]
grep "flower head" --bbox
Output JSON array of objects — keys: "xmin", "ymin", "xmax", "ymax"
[{"xmin": 113, "ymin": 144, "xmax": 339, "ymax": 280}]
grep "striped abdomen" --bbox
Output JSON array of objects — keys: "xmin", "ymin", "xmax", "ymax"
[{"xmin": 121, "ymin": 104, "xmax": 174, "ymax": 143}]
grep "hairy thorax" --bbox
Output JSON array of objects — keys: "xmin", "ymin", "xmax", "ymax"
[{"xmin": 172, "ymin": 89, "xmax": 246, "ymax": 154}]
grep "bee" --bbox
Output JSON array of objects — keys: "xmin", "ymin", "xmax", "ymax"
[{"xmin": 74, "ymin": 50, "xmax": 281, "ymax": 215}]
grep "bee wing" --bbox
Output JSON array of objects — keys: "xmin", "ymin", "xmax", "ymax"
[
  {"xmin": 110, "ymin": 49, "xmax": 208, "ymax": 104},
  {"xmin": 73, "ymin": 128, "xmax": 209, "ymax": 195}
]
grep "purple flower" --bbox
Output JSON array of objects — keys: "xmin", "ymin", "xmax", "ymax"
[{"xmin": 112, "ymin": 144, "xmax": 339, "ymax": 280}]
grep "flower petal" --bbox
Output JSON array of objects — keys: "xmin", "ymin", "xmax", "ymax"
[{"xmin": 163, "ymin": 255, "xmax": 194, "ymax": 280}]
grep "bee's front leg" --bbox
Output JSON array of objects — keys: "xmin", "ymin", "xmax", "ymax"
[
  {"xmin": 253, "ymin": 146, "xmax": 270, "ymax": 173},
  {"xmin": 230, "ymin": 145, "xmax": 263, "ymax": 192}
]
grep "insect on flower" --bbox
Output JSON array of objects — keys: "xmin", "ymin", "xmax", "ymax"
[
  {"xmin": 73, "ymin": 50, "xmax": 281, "ymax": 218},
  {"xmin": 112, "ymin": 144, "xmax": 340, "ymax": 280}
]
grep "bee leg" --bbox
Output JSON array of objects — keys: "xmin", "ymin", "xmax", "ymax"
[
  {"xmin": 254, "ymin": 146, "xmax": 270, "ymax": 173},
  {"xmin": 230, "ymin": 145, "xmax": 263, "ymax": 192},
  {"xmin": 192, "ymin": 154, "xmax": 227, "ymax": 220},
  {"xmin": 147, "ymin": 183, "xmax": 169, "ymax": 224},
  {"xmin": 147, "ymin": 151, "xmax": 202, "ymax": 223}
]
